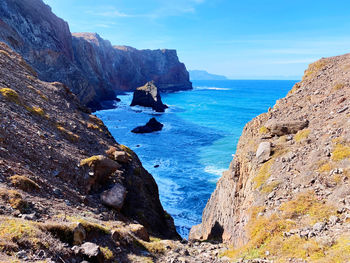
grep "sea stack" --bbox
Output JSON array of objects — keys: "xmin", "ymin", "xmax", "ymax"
[
  {"xmin": 132, "ymin": 118, "xmax": 164, "ymax": 133},
  {"xmin": 130, "ymin": 81, "xmax": 168, "ymax": 112}
]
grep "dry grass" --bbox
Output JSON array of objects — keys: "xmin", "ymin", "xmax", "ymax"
[
  {"xmin": 295, "ymin": 129, "xmax": 310, "ymax": 142},
  {"xmin": 332, "ymin": 144, "xmax": 350, "ymax": 161},
  {"xmin": 302, "ymin": 60, "xmax": 326, "ymax": 81},
  {"xmin": 0, "ymin": 88, "xmax": 20, "ymax": 104},
  {"xmin": 9, "ymin": 175, "xmax": 40, "ymax": 192},
  {"xmin": 259, "ymin": 126, "xmax": 269, "ymax": 134},
  {"xmin": 253, "ymin": 159, "xmax": 273, "ymax": 189},
  {"xmin": 80, "ymin": 155, "xmax": 104, "ymax": 167},
  {"xmin": 56, "ymin": 125, "xmax": 79, "ymax": 143},
  {"xmin": 333, "ymin": 83, "xmax": 345, "ymax": 91},
  {"xmin": 0, "ymin": 188, "xmax": 28, "ymax": 212},
  {"xmin": 225, "ymin": 191, "xmax": 337, "ymax": 261},
  {"xmin": 27, "ymin": 85, "xmax": 48, "ymax": 101}
]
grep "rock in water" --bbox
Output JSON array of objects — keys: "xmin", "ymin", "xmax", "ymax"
[
  {"xmin": 131, "ymin": 118, "xmax": 164, "ymax": 133},
  {"xmin": 130, "ymin": 82, "xmax": 168, "ymax": 112}
]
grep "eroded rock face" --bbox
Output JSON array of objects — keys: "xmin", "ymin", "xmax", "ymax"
[
  {"xmin": 265, "ymin": 120, "xmax": 309, "ymax": 136},
  {"xmin": 190, "ymin": 53, "xmax": 350, "ymax": 260},
  {"xmin": 131, "ymin": 118, "xmax": 164, "ymax": 133},
  {"xmin": 130, "ymin": 82, "xmax": 168, "ymax": 112},
  {"xmin": 0, "ymin": 0, "xmax": 192, "ymax": 110},
  {"xmin": 0, "ymin": 42, "xmax": 179, "ymax": 244}
]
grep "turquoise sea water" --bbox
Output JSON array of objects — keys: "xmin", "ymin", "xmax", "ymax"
[{"xmin": 96, "ymin": 80, "xmax": 297, "ymax": 238}]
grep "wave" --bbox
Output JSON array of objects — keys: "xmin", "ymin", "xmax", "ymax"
[
  {"xmin": 194, "ymin": 86, "xmax": 230, "ymax": 91},
  {"xmin": 204, "ymin": 165, "xmax": 226, "ymax": 177}
]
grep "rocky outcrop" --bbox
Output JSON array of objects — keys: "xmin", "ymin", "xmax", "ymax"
[
  {"xmin": 132, "ymin": 118, "xmax": 164, "ymax": 133},
  {"xmin": 130, "ymin": 82, "xmax": 168, "ymax": 112},
  {"xmin": 190, "ymin": 54, "xmax": 350, "ymax": 262},
  {"xmin": 0, "ymin": 42, "xmax": 179, "ymax": 262},
  {"xmin": 0, "ymin": 0, "xmax": 192, "ymax": 110}
]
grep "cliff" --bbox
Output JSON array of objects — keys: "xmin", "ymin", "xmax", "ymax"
[
  {"xmin": 0, "ymin": 0, "xmax": 192, "ymax": 110},
  {"xmin": 0, "ymin": 42, "xmax": 179, "ymax": 262},
  {"xmin": 190, "ymin": 54, "xmax": 350, "ymax": 262}
]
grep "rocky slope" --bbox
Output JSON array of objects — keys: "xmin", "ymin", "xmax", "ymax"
[
  {"xmin": 0, "ymin": 42, "xmax": 180, "ymax": 262},
  {"xmin": 0, "ymin": 0, "xmax": 192, "ymax": 110},
  {"xmin": 190, "ymin": 54, "xmax": 350, "ymax": 262}
]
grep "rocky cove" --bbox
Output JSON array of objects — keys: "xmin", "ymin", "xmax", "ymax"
[{"xmin": 1, "ymin": 0, "xmax": 350, "ymax": 263}]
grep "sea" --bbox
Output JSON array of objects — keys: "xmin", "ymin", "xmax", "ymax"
[{"xmin": 95, "ymin": 80, "xmax": 298, "ymax": 238}]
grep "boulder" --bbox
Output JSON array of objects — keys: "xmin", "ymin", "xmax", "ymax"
[
  {"xmin": 80, "ymin": 155, "xmax": 121, "ymax": 192},
  {"xmin": 265, "ymin": 120, "xmax": 309, "ymax": 136},
  {"xmin": 256, "ymin": 142, "xmax": 271, "ymax": 163},
  {"xmin": 100, "ymin": 183, "xmax": 127, "ymax": 210},
  {"xmin": 130, "ymin": 82, "xmax": 168, "ymax": 112},
  {"xmin": 131, "ymin": 118, "xmax": 163, "ymax": 133},
  {"xmin": 129, "ymin": 224, "xmax": 150, "ymax": 242}
]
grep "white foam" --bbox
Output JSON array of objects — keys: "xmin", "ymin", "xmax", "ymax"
[
  {"xmin": 204, "ymin": 165, "xmax": 226, "ymax": 177},
  {"xmin": 194, "ymin": 86, "xmax": 230, "ymax": 91}
]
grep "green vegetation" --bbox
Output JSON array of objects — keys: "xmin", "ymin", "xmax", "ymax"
[{"xmin": 9, "ymin": 175, "xmax": 40, "ymax": 192}]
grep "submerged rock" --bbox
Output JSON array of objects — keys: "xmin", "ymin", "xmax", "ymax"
[
  {"xmin": 130, "ymin": 82, "xmax": 168, "ymax": 112},
  {"xmin": 132, "ymin": 118, "xmax": 164, "ymax": 133}
]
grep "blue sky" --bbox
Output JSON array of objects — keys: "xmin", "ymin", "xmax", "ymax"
[{"xmin": 43, "ymin": 0, "xmax": 350, "ymax": 79}]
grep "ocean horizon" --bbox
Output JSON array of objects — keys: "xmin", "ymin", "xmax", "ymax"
[{"xmin": 96, "ymin": 79, "xmax": 297, "ymax": 237}]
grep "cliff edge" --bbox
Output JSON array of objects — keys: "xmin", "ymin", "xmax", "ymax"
[
  {"xmin": 190, "ymin": 54, "xmax": 350, "ymax": 262},
  {"xmin": 0, "ymin": 0, "xmax": 192, "ymax": 110},
  {"xmin": 0, "ymin": 42, "xmax": 179, "ymax": 262}
]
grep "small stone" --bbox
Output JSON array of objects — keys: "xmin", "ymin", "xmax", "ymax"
[{"xmin": 256, "ymin": 142, "xmax": 271, "ymax": 163}]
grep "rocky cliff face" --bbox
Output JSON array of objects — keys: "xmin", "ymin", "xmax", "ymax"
[
  {"xmin": 0, "ymin": 42, "xmax": 179, "ymax": 262},
  {"xmin": 0, "ymin": 0, "xmax": 192, "ymax": 110},
  {"xmin": 190, "ymin": 54, "xmax": 350, "ymax": 262}
]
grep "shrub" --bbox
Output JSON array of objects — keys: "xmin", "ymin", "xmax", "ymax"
[
  {"xmin": 332, "ymin": 144, "xmax": 350, "ymax": 161},
  {"xmin": 318, "ymin": 162, "xmax": 332, "ymax": 173},
  {"xmin": 9, "ymin": 175, "xmax": 40, "ymax": 192}
]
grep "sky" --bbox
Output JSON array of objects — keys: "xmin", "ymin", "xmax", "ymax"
[{"xmin": 43, "ymin": 0, "xmax": 350, "ymax": 79}]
